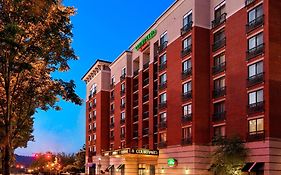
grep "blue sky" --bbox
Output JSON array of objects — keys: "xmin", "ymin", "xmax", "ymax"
[{"xmin": 16, "ymin": 0, "xmax": 174, "ymax": 155}]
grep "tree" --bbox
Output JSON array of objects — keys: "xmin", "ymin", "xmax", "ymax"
[
  {"xmin": 73, "ymin": 144, "xmax": 86, "ymax": 172},
  {"xmin": 210, "ymin": 136, "xmax": 248, "ymax": 175},
  {"xmin": 0, "ymin": 0, "xmax": 82, "ymax": 175}
]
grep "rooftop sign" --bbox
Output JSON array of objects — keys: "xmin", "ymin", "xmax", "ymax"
[{"xmin": 135, "ymin": 29, "xmax": 157, "ymax": 51}]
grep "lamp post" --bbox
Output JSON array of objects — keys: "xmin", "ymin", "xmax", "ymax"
[{"xmin": 98, "ymin": 158, "xmax": 101, "ymax": 175}]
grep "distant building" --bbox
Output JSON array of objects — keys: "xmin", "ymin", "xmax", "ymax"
[{"xmin": 82, "ymin": 0, "xmax": 281, "ymax": 174}]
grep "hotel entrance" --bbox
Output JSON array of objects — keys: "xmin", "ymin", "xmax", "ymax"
[{"xmin": 138, "ymin": 164, "xmax": 155, "ymax": 175}]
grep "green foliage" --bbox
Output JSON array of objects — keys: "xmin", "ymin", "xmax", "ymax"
[{"xmin": 210, "ymin": 136, "xmax": 248, "ymax": 175}]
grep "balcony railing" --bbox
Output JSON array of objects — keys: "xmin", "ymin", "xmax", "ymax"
[
  {"xmin": 120, "ymin": 134, "xmax": 125, "ymax": 140},
  {"xmin": 158, "ymin": 141, "xmax": 167, "ymax": 148},
  {"xmin": 158, "ymin": 122, "xmax": 167, "ymax": 130},
  {"xmin": 181, "ymin": 137, "xmax": 192, "ymax": 145},
  {"xmin": 212, "ymin": 13, "xmax": 227, "ymax": 28},
  {"xmin": 212, "ymin": 38, "xmax": 226, "ymax": 52},
  {"xmin": 158, "ymin": 81, "xmax": 167, "ymax": 90},
  {"xmin": 133, "ymin": 69, "xmax": 139, "ymax": 77},
  {"xmin": 159, "ymin": 41, "xmax": 168, "ymax": 53},
  {"xmin": 181, "ymin": 22, "xmax": 193, "ymax": 36},
  {"xmin": 159, "ymin": 101, "xmax": 167, "ymax": 109},
  {"xmin": 143, "ymin": 111, "xmax": 149, "ymax": 120},
  {"xmin": 120, "ymin": 74, "xmax": 126, "ymax": 81},
  {"xmin": 143, "ymin": 128, "xmax": 149, "ymax": 136},
  {"xmin": 247, "ymin": 72, "xmax": 264, "ymax": 87},
  {"xmin": 182, "ymin": 68, "xmax": 192, "ymax": 80},
  {"xmin": 120, "ymin": 119, "xmax": 125, "ymax": 125},
  {"xmin": 212, "ymin": 111, "xmax": 226, "ymax": 122},
  {"xmin": 213, "ymin": 86, "xmax": 226, "ymax": 98},
  {"xmin": 247, "ymin": 101, "xmax": 264, "ymax": 114},
  {"xmin": 246, "ymin": 44, "xmax": 265, "ymax": 60},
  {"xmin": 159, "ymin": 61, "xmax": 167, "ymax": 72},
  {"xmin": 212, "ymin": 62, "xmax": 226, "ymax": 74},
  {"xmin": 182, "ymin": 91, "xmax": 192, "ymax": 101},
  {"xmin": 245, "ymin": 0, "xmax": 256, "ymax": 6},
  {"xmin": 182, "ymin": 114, "xmax": 192, "ymax": 123},
  {"xmin": 246, "ymin": 15, "xmax": 264, "ymax": 33},
  {"xmin": 120, "ymin": 103, "xmax": 125, "ymax": 110},
  {"xmin": 143, "ymin": 78, "xmax": 149, "ymax": 86},
  {"xmin": 181, "ymin": 45, "xmax": 192, "ymax": 58},
  {"xmin": 143, "ymin": 62, "xmax": 149, "ymax": 70},
  {"xmin": 143, "ymin": 94, "xmax": 149, "ymax": 102},
  {"xmin": 247, "ymin": 130, "xmax": 265, "ymax": 142},
  {"xmin": 110, "ymin": 123, "xmax": 115, "ymax": 129}
]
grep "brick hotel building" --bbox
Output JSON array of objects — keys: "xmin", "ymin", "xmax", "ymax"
[{"xmin": 82, "ymin": 0, "xmax": 281, "ymax": 174}]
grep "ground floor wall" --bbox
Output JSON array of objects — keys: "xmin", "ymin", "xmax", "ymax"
[{"xmin": 86, "ymin": 138, "xmax": 281, "ymax": 175}]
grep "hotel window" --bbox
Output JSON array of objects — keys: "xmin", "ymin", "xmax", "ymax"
[
  {"xmin": 160, "ymin": 32, "xmax": 168, "ymax": 46},
  {"xmin": 111, "ymin": 76, "xmax": 115, "ymax": 85},
  {"xmin": 93, "ymin": 122, "xmax": 96, "ymax": 129},
  {"xmin": 121, "ymin": 112, "xmax": 125, "ymax": 120},
  {"xmin": 183, "ymin": 81, "xmax": 192, "ymax": 94},
  {"xmin": 110, "ymin": 117, "xmax": 114, "ymax": 124},
  {"xmin": 183, "ymin": 104, "xmax": 192, "ymax": 116},
  {"xmin": 214, "ymin": 77, "xmax": 225, "ymax": 90},
  {"xmin": 121, "ymin": 127, "xmax": 125, "ymax": 135},
  {"xmin": 249, "ymin": 89, "xmax": 263, "ymax": 105},
  {"xmin": 160, "ymin": 112, "xmax": 167, "ymax": 123},
  {"xmin": 121, "ymin": 142, "xmax": 125, "ymax": 148},
  {"xmin": 90, "ymin": 83, "xmax": 97, "ymax": 95},
  {"xmin": 248, "ymin": 33, "xmax": 263, "ymax": 50},
  {"xmin": 89, "ymin": 102, "xmax": 92, "ymax": 108},
  {"xmin": 159, "ymin": 93, "xmax": 167, "ymax": 103},
  {"xmin": 88, "ymin": 135, "xmax": 91, "ymax": 141},
  {"xmin": 214, "ymin": 125, "xmax": 226, "ymax": 137},
  {"xmin": 214, "ymin": 53, "xmax": 225, "ymax": 68},
  {"xmin": 93, "ymin": 98, "xmax": 96, "ymax": 105},
  {"xmin": 214, "ymin": 3, "xmax": 226, "ymax": 20},
  {"xmin": 182, "ymin": 127, "xmax": 192, "ymax": 139},
  {"xmin": 93, "ymin": 110, "xmax": 96, "ymax": 117},
  {"xmin": 93, "ymin": 146, "xmax": 96, "ymax": 152},
  {"xmin": 110, "ymin": 144, "xmax": 114, "ymax": 150},
  {"xmin": 183, "ymin": 11, "xmax": 192, "ymax": 27},
  {"xmin": 121, "ymin": 98, "xmax": 125, "ymax": 106},
  {"xmin": 160, "ymin": 132, "xmax": 167, "ymax": 142},
  {"xmin": 89, "ymin": 124, "xmax": 92, "ymax": 130},
  {"xmin": 121, "ymin": 83, "xmax": 125, "ymax": 92},
  {"xmin": 89, "ymin": 112, "xmax": 92, "ymax": 119},
  {"xmin": 249, "ymin": 118, "xmax": 264, "ymax": 133},
  {"xmin": 121, "ymin": 67, "xmax": 126, "ymax": 77},
  {"xmin": 159, "ymin": 73, "xmax": 167, "ymax": 84},
  {"xmin": 214, "ymin": 101, "xmax": 225, "ymax": 114},
  {"xmin": 159, "ymin": 53, "xmax": 167, "ymax": 64},
  {"xmin": 183, "ymin": 36, "xmax": 192, "ymax": 50},
  {"xmin": 214, "ymin": 29, "xmax": 225, "ymax": 43},
  {"xmin": 248, "ymin": 5, "xmax": 263, "ymax": 23},
  {"xmin": 110, "ymin": 130, "xmax": 114, "ymax": 137},
  {"xmin": 110, "ymin": 103, "xmax": 114, "ymax": 111},
  {"xmin": 89, "ymin": 146, "xmax": 92, "ymax": 153},
  {"xmin": 248, "ymin": 61, "xmax": 263, "ymax": 77},
  {"xmin": 183, "ymin": 59, "xmax": 192, "ymax": 71},
  {"xmin": 93, "ymin": 134, "xmax": 96, "ymax": 140}
]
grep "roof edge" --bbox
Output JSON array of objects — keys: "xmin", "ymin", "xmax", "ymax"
[{"xmin": 81, "ymin": 59, "xmax": 112, "ymax": 81}]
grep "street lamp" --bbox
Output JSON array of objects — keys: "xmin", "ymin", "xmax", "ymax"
[{"xmin": 98, "ymin": 158, "xmax": 101, "ymax": 175}]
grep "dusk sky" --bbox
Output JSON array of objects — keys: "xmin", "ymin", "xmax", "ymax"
[{"xmin": 16, "ymin": 0, "xmax": 174, "ymax": 156}]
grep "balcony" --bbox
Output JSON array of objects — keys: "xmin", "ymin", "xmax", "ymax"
[
  {"xmin": 158, "ymin": 122, "xmax": 167, "ymax": 130},
  {"xmin": 143, "ymin": 78, "xmax": 149, "ymax": 86},
  {"xmin": 246, "ymin": 15, "xmax": 264, "ymax": 33},
  {"xmin": 212, "ymin": 111, "xmax": 226, "ymax": 122},
  {"xmin": 247, "ymin": 101, "xmax": 264, "ymax": 114},
  {"xmin": 133, "ymin": 131, "xmax": 138, "ymax": 139},
  {"xmin": 133, "ymin": 84, "xmax": 139, "ymax": 92},
  {"xmin": 143, "ymin": 128, "xmax": 149, "ymax": 136},
  {"xmin": 213, "ymin": 86, "xmax": 226, "ymax": 98},
  {"xmin": 133, "ymin": 100, "xmax": 138, "ymax": 107},
  {"xmin": 158, "ymin": 141, "xmax": 167, "ymax": 148},
  {"xmin": 181, "ymin": 22, "xmax": 193, "ymax": 36},
  {"xmin": 120, "ymin": 119, "xmax": 125, "ymax": 125},
  {"xmin": 143, "ymin": 94, "xmax": 149, "ymax": 102},
  {"xmin": 120, "ymin": 89, "xmax": 125, "ymax": 96},
  {"xmin": 246, "ymin": 44, "xmax": 265, "ymax": 60},
  {"xmin": 159, "ymin": 101, "xmax": 167, "ymax": 109},
  {"xmin": 110, "ymin": 123, "xmax": 115, "ymax": 129},
  {"xmin": 247, "ymin": 130, "xmax": 265, "ymax": 142},
  {"xmin": 182, "ymin": 91, "xmax": 192, "ymax": 101},
  {"xmin": 212, "ymin": 13, "xmax": 227, "ymax": 29},
  {"xmin": 182, "ymin": 68, "xmax": 192, "ymax": 80},
  {"xmin": 143, "ymin": 62, "xmax": 149, "ymax": 70},
  {"xmin": 120, "ymin": 74, "xmax": 126, "ymax": 82},
  {"xmin": 159, "ymin": 61, "xmax": 167, "ymax": 72},
  {"xmin": 245, "ymin": 0, "xmax": 256, "ymax": 6},
  {"xmin": 212, "ymin": 62, "xmax": 226, "ymax": 74},
  {"xmin": 182, "ymin": 114, "xmax": 192, "ymax": 123},
  {"xmin": 120, "ymin": 134, "xmax": 125, "ymax": 140},
  {"xmin": 143, "ymin": 111, "xmax": 149, "ymax": 120},
  {"xmin": 133, "ymin": 69, "xmax": 139, "ymax": 77},
  {"xmin": 120, "ymin": 103, "xmax": 125, "ymax": 110},
  {"xmin": 181, "ymin": 137, "xmax": 192, "ymax": 145},
  {"xmin": 133, "ymin": 115, "xmax": 138, "ymax": 123},
  {"xmin": 247, "ymin": 73, "xmax": 264, "ymax": 87},
  {"xmin": 181, "ymin": 45, "xmax": 192, "ymax": 58},
  {"xmin": 212, "ymin": 38, "xmax": 226, "ymax": 52},
  {"xmin": 158, "ymin": 81, "xmax": 167, "ymax": 91},
  {"xmin": 159, "ymin": 41, "xmax": 168, "ymax": 53}
]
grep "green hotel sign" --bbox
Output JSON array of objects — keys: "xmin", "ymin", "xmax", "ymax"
[
  {"xmin": 135, "ymin": 29, "xmax": 157, "ymax": 51},
  {"xmin": 167, "ymin": 158, "xmax": 177, "ymax": 167}
]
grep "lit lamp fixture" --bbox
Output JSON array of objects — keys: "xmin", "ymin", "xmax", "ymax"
[
  {"xmin": 185, "ymin": 168, "xmax": 190, "ymax": 174},
  {"xmin": 161, "ymin": 167, "xmax": 165, "ymax": 173}
]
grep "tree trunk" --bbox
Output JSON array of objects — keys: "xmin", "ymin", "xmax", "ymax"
[{"xmin": 2, "ymin": 144, "xmax": 10, "ymax": 175}]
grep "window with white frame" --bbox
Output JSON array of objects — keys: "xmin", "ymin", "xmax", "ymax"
[
  {"xmin": 182, "ymin": 127, "xmax": 192, "ymax": 139},
  {"xmin": 248, "ymin": 5, "xmax": 263, "ymax": 23},
  {"xmin": 183, "ymin": 104, "xmax": 192, "ymax": 116},
  {"xmin": 160, "ymin": 32, "xmax": 168, "ymax": 45},
  {"xmin": 248, "ymin": 61, "xmax": 263, "ymax": 78},
  {"xmin": 121, "ymin": 112, "xmax": 125, "ymax": 120},
  {"xmin": 160, "ymin": 112, "xmax": 167, "ymax": 123},
  {"xmin": 183, "ymin": 36, "xmax": 192, "ymax": 50},
  {"xmin": 249, "ymin": 89, "xmax": 263, "ymax": 105},
  {"xmin": 248, "ymin": 33, "xmax": 263, "ymax": 50},
  {"xmin": 249, "ymin": 118, "xmax": 264, "ymax": 133},
  {"xmin": 183, "ymin": 11, "xmax": 192, "ymax": 27},
  {"xmin": 159, "ymin": 53, "xmax": 167, "ymax": 64},
  {"xmin": 159, "ymin": 93, "xmax": 167, "ymax": 103},
  {"xmin": 160, "ymin": 73, "xmax": 167, "ymax": 84},
  {"xmin": 183, "ymin": 81, "xmax": 192, "ymax": 93},
  {"xmin": 160, "ymin": 132, "xmax": 167, "ymax": 142}
]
